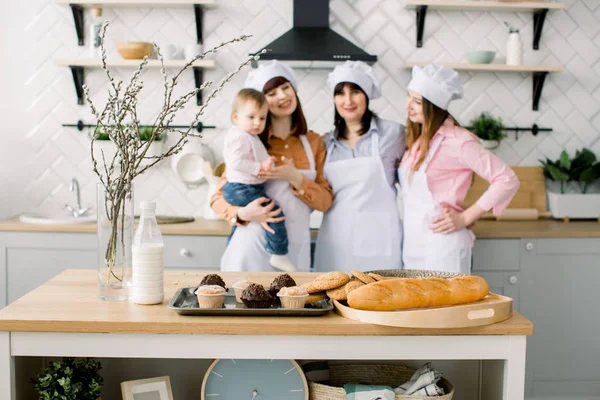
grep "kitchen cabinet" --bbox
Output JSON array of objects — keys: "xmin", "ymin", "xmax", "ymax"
[{"xmin": 0, "ymin": 231, "xmax": 228, "ymax": 308}]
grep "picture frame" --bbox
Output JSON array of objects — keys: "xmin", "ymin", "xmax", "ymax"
[{"xmin": 121, "ymin": 376, "xmax": 174, "ymax": 400}]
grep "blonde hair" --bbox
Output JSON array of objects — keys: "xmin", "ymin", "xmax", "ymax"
[
  {"xmin": 405, "ymin": 97, "xmax": 454, "ymax": 171},
  {"xmin": 231, "ymin": 88, "xmax": 267, "ymax": 118}
]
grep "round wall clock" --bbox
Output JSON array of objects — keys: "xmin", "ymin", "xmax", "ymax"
[{"xmin": 201, "ymin": 359, "xmax": 308, "ymax": 400}]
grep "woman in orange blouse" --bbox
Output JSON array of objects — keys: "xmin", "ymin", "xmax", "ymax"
[{"xmin": 210, "ymin": 61, "xmax": 333, "ymax": 272}]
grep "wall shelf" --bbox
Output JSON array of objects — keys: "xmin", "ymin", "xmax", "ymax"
[
  {"xmin": 56, "ymin": 0, "xmax": 215, "ymax": 46},
  {"xmin": 404, "ymin": 0, "xmax": 564, "ymax": 50},
  {"xmin": 55, "ymin": 59, "xmax": 215, "ymax": 106},
  {"xmin": 404, "ymin": 62, "xmax": 564, "ymax": 111}
]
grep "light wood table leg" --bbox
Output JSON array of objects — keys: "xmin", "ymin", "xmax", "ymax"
[{"xmin": 0, "ymin": 332, "xmax": 16, "ymax": 400}]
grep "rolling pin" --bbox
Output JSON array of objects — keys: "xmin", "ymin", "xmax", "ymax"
[{"xmin": 481, "ymin": 208, "xmax": 552, "ymax": 220}]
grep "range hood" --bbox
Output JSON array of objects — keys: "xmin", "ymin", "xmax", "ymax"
[{"xmin": 252, "ymin": 0, "xmax": 377, "ymax": 65}]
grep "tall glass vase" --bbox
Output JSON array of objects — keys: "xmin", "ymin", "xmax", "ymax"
[{"xmin": 97, "ymin": 182, "xmax": 133, "ymax": 301}]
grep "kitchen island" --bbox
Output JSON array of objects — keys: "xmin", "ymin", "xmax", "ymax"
[{"xmin": 0, "ymin": 269, "xmax": 532, "ymax": 400}]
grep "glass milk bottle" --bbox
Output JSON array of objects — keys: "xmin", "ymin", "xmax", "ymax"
[
  {"xmin": 89, "ymin": 8, "xmax": 103, "ymax": 58},
  {"xmin": 132, "ymin": 202, "xmax": 164, "ymax": 305}
]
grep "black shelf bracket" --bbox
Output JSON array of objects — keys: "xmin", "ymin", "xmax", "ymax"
[
  {"xmin": 70, "ymin": 4, "xmax": 85, "ymax": 46},
  {"xmin": 194, "ymin": 5, "xmax": 204, "ymax": 45},
  {"xmin": 69, "ymin": 66, "xmax": 85, "ymax": 105},
  {"xmin": 416, "ymin": 6, "xmax": 428, "ymax": 48},
  {"xmin": 533, "ymin": 9, "xmax": 548, "ymax": 50},
  {"xmin": 532, "ymin": 71, "xmax": 548, "ymax": 111},
  {"xmin": 193, "ymin": 67, "xmax": 203, "ymax": 106}
]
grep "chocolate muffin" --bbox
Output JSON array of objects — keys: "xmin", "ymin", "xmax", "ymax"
[
  {"xmin": 268, "ymin": 273, "xmax": 297, "ymax": 298},
  {"xmin": 241, "ymin": 283, "xmax": 274, "ymax": 308},
  {"xmin": 198, "ymin": 274, "xmax": 228, "ymax": 292}
]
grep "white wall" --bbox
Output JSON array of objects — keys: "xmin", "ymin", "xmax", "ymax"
[{"xmin": 1, "ymin": 0, "xmax": 599, "ymax": 219}]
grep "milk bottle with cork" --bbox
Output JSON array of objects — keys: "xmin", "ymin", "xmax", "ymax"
[{"xmin": 132, "ymin": 202, "xmax": 164, "ymax": 305}]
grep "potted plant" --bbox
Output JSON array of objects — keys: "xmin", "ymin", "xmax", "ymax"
[
  {"xmin": 32, "ymin": 357, "xmax": 103, "ymax": 400},
  {"xmin": 469, "ymin": 112, "xmax": 505, "ymax": 150},
  {"xmin": 540, "ymin": 148, "xmax": 600, "ymax": 220},
  {"xmin": 91, "ymin": 125, "xmax": 164, "ymax": 166}
]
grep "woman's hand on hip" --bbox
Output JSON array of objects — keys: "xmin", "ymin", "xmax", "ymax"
[
  {"xmin": 258, "ymin": 156, "xmax": 304, "ymax": 189},
  {"xmin": 430, "ymin": 207, "xmax": 467, "ymax": 234},
  {"xmin": 237, "ymin": 197, "xmax": 285, "ymax": 234}
]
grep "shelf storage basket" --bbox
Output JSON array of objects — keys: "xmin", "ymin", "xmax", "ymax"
[{"xmin": 308, "ymin": 364, "xmax": 454, "ymax": 400}]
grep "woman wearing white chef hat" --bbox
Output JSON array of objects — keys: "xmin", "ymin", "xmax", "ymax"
[
  {"xmin": 400, "ymin": 64, "xmax": 519, "ymax": 274},
  {"xmin": 211, "ymin": 60, "xmax": 333, "ymax": 272},
  {"xmin": 313, "ymin": 60, "xmax": 405, "ymax": 272}
]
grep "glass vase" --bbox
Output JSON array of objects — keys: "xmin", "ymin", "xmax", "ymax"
[{"xmin": 96, "ymin": 182, "xmax": 133, "ymax": 301}]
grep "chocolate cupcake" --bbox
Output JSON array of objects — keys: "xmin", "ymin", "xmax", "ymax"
[
  {"xmin": 198, "ymin": 274, "xmax": 228, "ymax": 292},
  {"xmin": 268, "ymin": 273, "xmax": 297, "ymax": 298},
  {"xmin": 241, "ymin": 283, "xmax": 274, "ymax": 308}
]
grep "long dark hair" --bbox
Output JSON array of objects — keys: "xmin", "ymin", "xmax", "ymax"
[
  {"xmin": 259, "ymin": 76, "xmax": 308, "ymax": 148},
  {"xmin": 333, "ymin": 82, "xmax": 376, "ymax": 140}
]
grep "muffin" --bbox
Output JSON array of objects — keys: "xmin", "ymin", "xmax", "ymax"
[
  {"xmin": 232, "ymin": 279, "xmax": 251, "ymax": 304},
  {"xmin": 268, "ymin": 273, "xmax": 297, "ymax": 298},
  {"xmin": 195, "ymin": 285, "xmax": 226, "ymax": 308},
  {"xmin": 198, "ymin": 273, "xmax": 227, "ymax": 290},
  {"xmin": 241, "ymin": 283, "xmax": 274, "ymax": 308},
  {"xmin": 277, "ymin": 286, "xmax": 308, "ymax": 309}
]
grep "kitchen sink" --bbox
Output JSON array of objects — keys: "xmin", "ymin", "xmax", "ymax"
[{"xmin": 19, "ymin": 213, "xmax": 96, "ymax": 225}]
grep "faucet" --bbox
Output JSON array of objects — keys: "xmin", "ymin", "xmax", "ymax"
[{"xmin": 64, "ymin": 178, "xmax": 90, "ymax": 217}]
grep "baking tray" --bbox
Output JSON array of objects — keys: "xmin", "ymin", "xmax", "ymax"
[{"xmin": 168, "ymin": 287, "xmax": 334, "ymax": 316}]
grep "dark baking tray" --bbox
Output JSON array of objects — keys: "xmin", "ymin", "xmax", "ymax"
[{"xmin": 168, "ymin": 287, "xmax": 333, "ymax": 316}]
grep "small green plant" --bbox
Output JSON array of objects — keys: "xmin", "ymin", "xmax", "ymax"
[
  {"xmin": 540, "ymin": 148, "xmax": 600, "ymax": 193},
  {"xmin": 32, "ymin": 357, "xmax": 103, "ymax": 400},
  {"xmin": 469, "ymin": 112, "xmax": 505, "ymax": 142},
  {"xmin": 93, "ymin": 126, "xmax": 163, "ymax": 141},
  {"xmin": 504, "ymin": 21, "xmax": 519, "ymax": 33}
]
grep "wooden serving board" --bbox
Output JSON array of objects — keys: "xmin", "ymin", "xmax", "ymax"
[{"xmin": 333, "ymin": 293, "xmax": 512, "ymax": 329}]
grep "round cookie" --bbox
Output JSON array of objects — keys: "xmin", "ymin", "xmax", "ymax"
[
  {"xmin": 351, "ymin": 270, "xmax": 376, "ymax": 284},
  {"xmin": 304, "ymin": 272, "xmax": 351, "ymax": 293},
  {"xmin": 326, "ymin": 283, "xmax": 349, "ymax": 301},
  {"xmin": 345, "ymin": 280, "xmax": 365, "ymax": 295},
  {"xmin": 305, "ymin": 291, "xmax": 327, "ymax": 305}
]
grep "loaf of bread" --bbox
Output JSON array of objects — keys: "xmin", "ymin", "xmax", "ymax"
[{"xmin": 346, "ymin": 276, "xmax": 490, "ymax": 311}]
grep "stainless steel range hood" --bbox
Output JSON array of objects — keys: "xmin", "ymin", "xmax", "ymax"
[{"xmin": 252, "ymin": 0, "xmax": 377, "ymax": 65}]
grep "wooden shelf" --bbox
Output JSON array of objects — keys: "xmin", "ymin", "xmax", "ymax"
[
  {"xmin": 404, "ymin": 0, "xmax": 563, "ymax": 11},
  {"xmin": 404, "ymin": 62, "xmax": 563, "ymax": 111},
  {"xmin": 404, "ymin": 1, "xmax": 563, "ymax": 50},
  {"xmin": 56, "ymin": 0, "xmax": 215, "ymax": 7},
  {"xmin": 56, "ymin": 59, "xmax": 215, "ymax": 106},
  {"xmin": 55, "ymin": 59, "xmax": 215, "ymax": 68}
]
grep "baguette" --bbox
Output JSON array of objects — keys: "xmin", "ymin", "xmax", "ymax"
[{"xmin": 346, "ymin": 276, "xmax": 490, "ymax": 311}]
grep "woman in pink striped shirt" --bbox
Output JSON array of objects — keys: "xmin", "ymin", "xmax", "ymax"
[{"xmin": 399, "ymin": 64, "xmax": 519, "ymax": 274}]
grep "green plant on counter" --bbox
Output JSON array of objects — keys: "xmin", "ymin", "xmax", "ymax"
[
  {"xmin": 539, "ymin": 148, "xmax": 600, "ymax": 193},
  {"xmin": 94, "ymin": 126, "xmax": 163, "ymax": 141},
  {"xmin": 469, "ymin": 112, "xmax": 506, "ymax": 142},
  {"xmin": 32, "ymin": 357, "xmax": 103, "ymax": 400}
]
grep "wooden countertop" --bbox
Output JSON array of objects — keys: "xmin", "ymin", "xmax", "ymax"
[
  {"xmin": 2, "ymin": 216, "xmax": 600, "ymax": 238},
  {"xmin": 0, "ymin": 269, "xmax": 533, "ymax": 336}
]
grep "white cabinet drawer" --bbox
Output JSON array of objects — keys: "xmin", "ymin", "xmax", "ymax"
[{"xmin": 162, "ymin": 235, "xmax": 228, "ymax": 269}]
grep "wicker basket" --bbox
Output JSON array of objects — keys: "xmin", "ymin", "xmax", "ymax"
[{"xmin": 309, "ymin": 364, "xmax": 454, "ymax": 400}]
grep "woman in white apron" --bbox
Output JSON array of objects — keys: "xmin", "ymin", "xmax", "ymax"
[
  {"xmin": 314, "ymin": 61, "xmax": 404, "ymax": 273},
  {"xmin": 210, "ymin": 60, "xmax": 333, "ymax": 272},
  {"xmin": 400, "ymin": 64, "xmax": 520, "ymax": 274}
]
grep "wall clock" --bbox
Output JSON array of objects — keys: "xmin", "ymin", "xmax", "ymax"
[{"xmin": 201, "ymin": 359, "xmax": 308, "ymax": 399}]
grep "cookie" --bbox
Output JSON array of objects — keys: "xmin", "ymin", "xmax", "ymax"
[
  {"xmin": 351, "ymin": 270, "xmax": 376, "ymax": 284},
  {"xmin": 305, "ymin": 291, "xmax": 327, "ymax": 305},
  {"xmin": 345, "ymin": 280, "xmax": 365, "ymax": 295},
  {"xmin": 304, "ymin": 272, "xmax": 351, "ymax": 293},
  {"xmin": 367, "ymin": 273, "xmax": 386, "ymax": 281},
  {"xmin": 326, "ymin": 283, "xmax": 349, "ymax": 301}
]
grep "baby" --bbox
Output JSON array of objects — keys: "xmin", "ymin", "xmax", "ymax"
[{"xmin": 222, "ymin": 88, "xmax": 296, "ymax": 272}]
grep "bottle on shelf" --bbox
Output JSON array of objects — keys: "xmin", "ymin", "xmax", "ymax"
[
  {"xmin": 132, "ymin": 201, "xmax": 164, "ymax": 305},
  {"xmin": 89, "ymin": 8, "xmax": 104, "ymax": 58}
]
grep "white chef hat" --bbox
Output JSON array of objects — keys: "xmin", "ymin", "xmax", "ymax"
[
  {"xmin": 244, "ymin": 60, "xmax": 298, "ymax": 93},
  {"xmin": 327, "ymin": 60, "xmax": 382, "ymax": 100},
  {"xmin": 407, "ymin": 64, "xmax": 463, "ymax": 110}
]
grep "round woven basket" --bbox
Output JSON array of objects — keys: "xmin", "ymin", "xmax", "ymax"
[
  {"xmin": 367, "ymin": 269, "xmax": 464, "ymax": 279},
  {"xmin": 309, "ymin": 364, "xmax": 454, "ymax": 400}
]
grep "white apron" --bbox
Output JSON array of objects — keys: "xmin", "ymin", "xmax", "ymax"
[
  {"xmin": 220, "ymin": 134, "xmax": 317, "ymax": 272},
  {"xmin": 314, "ymin": 132, "xmax": 403, "ymax": 272},
  {"xmin": 399, "ymin": 135, "xmax": 473, "ymax": 274}
]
